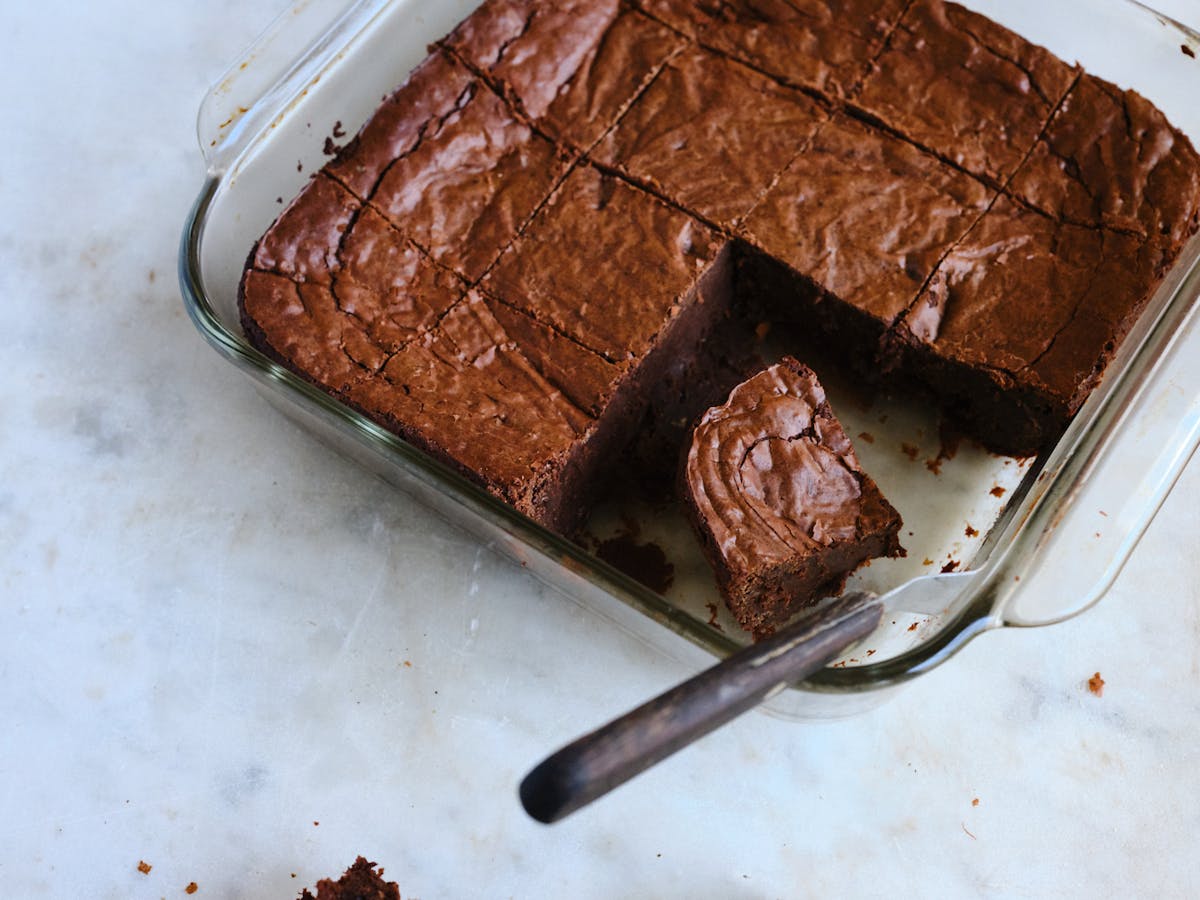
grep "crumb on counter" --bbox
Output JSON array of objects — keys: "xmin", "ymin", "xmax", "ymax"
[
  {"xmin": 1088, "ymin": 672, "xmax": 1105, "ymax": 696},
  {"xmin": 136, "ymin": 860, "xmax": 151, "ymax": 875}
]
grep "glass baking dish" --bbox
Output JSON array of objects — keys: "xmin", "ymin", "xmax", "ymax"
[{"xmin": 180, "ymin": 0, "xmax": 1200, "ymax": 719}]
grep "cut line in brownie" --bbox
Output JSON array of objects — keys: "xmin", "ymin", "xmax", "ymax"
[
  {"xmin": 592, "ymin": 45, "xmax": 830, "ymax": 229},
  {"xmin": 684, "ymin": 357, "xmax": 904, "ymax": 638},
  {"xmin": 695, "ymin": 0, "xmax": 911, "ymax": 100}
]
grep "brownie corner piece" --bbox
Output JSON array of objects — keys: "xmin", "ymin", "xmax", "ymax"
[
  {"xmin": 1008, "ymin": 71, "xmax": 1200, "ymax": 247},
  {"xmin": 441, "ymin": 0, "xmax": 685, "ymax": 150},
  {"xmin": 683, "ymin": 357, "xmax": 903, "ymax": 638}
]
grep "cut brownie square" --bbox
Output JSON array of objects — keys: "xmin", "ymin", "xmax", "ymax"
[
  {"xmin": 350, "ymin": 57, "xmax": 570, "ymax": 282},
  {"xmin": 684, "ymin": 357, "xmax": 903, "ymax": 638},
  {"xmin": 441, "ymin": 0, "xmax": 686, "ymax": 151},
  {"xmin": 482, "ymin": 165, "xmax": 729, "ymax": 361},
  {"xmin": 740, "ymin": 112, "xmax": 992, "ymax": 346},
  {"xmin": 1008, "ymin": 72, "xmax": 1200, "ymax": 246},
  {"xmin": 480, "ymin": 165, "xmax": 736, "ymax": 519},
  {"xmin": 341, "ymin": 293, "xmax": 601, "ymax": 530},
  {"xmin": 893, "ymin": 196, "xmax": 1171, "ymax": 455},
  {"xmin": 242, "ymin": 174, "xmax": 464, "ymax": 394},
  {"xmin": 592, "ymin": 46, "xmax": 828, "ymax": 228},
  {"xmin": 698, "ymin": 0, "xmax": 910, "ymax": 99},
  {"xmin": 854, "ymin": 0, "xmax": 1078, "ymax": 186},
  {"xmin": 325, "ymin": 52, "xmax": 475, "ymax": 200}
]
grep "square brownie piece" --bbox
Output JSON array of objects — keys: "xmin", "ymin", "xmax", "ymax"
[
  {"xmin": 479, "ymin": 165, "xmax": 736, "ymax": 518},
  {"xmin": 893, "ymin": 196, "xmax": 1171, "ymax": 455},
  {"xmin": 741, "ymin": 112, "xmax": 992, "ymax": 344},
  {"xmin": 242, "ymin": 174, "xmax": 465, "ymax": 394},
  {"xmin": 325, "ymin": 53, "xmax": 475, "ymax": 200},
  {"xmin": 684, "ymin": 357, "xmax": 903, "ymax": 638},
  {"xmin": 592, "ymin": 46, "xmax": 828, "ymax": 228},
  {"xmin": 698, "ymin": 0, "xmax": 910, "ymax": 99},
  {"xmin": 854, "ymin": 0, "xmax": 1078, "ymax": 186},
  {"xmin": 1008, "ymin": 72, "xmax": 1200, "ymax": 246},
  {"xmin": 332, "ymin": 55, "xmax": 570, "ymax": 283},
  {"xmin": 441, "ymin": 0, "xmax": 685, "ymax": 151},
  {"xmin": 367, "ymin": 81, "xmax": 569, "ymax": 282}
]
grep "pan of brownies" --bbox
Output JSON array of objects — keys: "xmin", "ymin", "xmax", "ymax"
[{"xmin": 181, "ymin": 0, "xmax": 1200, "ymax": 718}]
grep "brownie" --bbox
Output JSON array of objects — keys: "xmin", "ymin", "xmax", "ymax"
[
  {"xmin": 324, "ymin": 53, "xmax": 474, "ymax": 200},
  {"xmin": 592, "ymin": 45, "xmax": 828, "ymax": 227},
  {"xmin": 298, "ymin": 856, "xmax": 400, "ymax": 900},
  {"xmin": 741, "ymin": 111, "xmax": 992, "ymax": 342},
  {"xmin": 479, "ymin": 165, "xmax": 735, "ymax": 519},
  {"xmin": 854, "ymin": 0, "xmax": 1078, "ymax": 186},
  {"xmin": 239, "ymin": 0, "xmax": 1200, "ymax": 567},
  {"xmin": 892, "ymin": 196, "xmax": 1172, "ymax": 455},
  {"xmin": 243, "ymin": 175, "xmax": 464, "ymax": 395},
  {"xmin": 1008, "ymin": 72, "xmax": 1200, "ymax": 244},
  {"xmin": 326, "ymin": 53, "xmax": 570, "ymax": 282},
  {"xmin": 684, "ymin": 357, "xmax": 904, "ymax": 638},
  {"xmin": 697, "ymin": 0, "xmax": 910, "ymax": 99},
  {"xmin": 441, "ymin": 0, "xmax": 685, "ymax": 151}
]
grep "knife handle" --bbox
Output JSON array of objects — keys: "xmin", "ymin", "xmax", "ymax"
[{"xmin": 519, "ymin": 591, "xmax": 883, "ymax": 824}]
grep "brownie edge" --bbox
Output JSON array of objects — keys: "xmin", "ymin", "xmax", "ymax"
[{"xmin": 684, "ymin": 357, "xmax": 904, "ymax": 638}]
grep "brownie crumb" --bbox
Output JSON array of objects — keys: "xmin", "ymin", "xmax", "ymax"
[
  {"xmin": 972, "ymin": 797, "xmax": 980, "ymax": 807},
  {"xmin": 941, "ymin": 559, "xmax": 960, "ymax": 573},
  {"xmin": 595, "ymin": 533, "xmax": 675, "ymax": 594},
  {"xmin": 1088, "ymin": 672, "xmax": 1105, "ymax": 696},
  {"xmin": 136, "ymin": 860, "xmax": 151, "ymax": 875},
  {"xmin": 1183, "ymin": 44, "xmax": 1196, "ymax": 58},
  {"xmin": 185, "ymin": 883, "xmax": 198, "ymax": 895},
  {"xmin": 990, "ymin": 485, "xmax": 1006, "ymax": 497},
  {"xmin": 965, "ymin": 524, "xmax": 978, "ymax": 537},
  {"xmin": 332, "ymin": 120, "xmax": 346, "ymax": 138},
  {"xmin": 299, "ymin": 857, "xmax": 400, "ymax": 900}
]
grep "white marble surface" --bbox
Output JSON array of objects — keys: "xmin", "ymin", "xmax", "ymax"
[{"xmin": 4, "ymin": 1, "xmax": 1200, "ymax": 897}]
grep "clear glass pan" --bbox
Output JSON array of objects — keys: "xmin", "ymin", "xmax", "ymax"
[{"xmin": 180, "ymin": 0, "xmax": 1200, "ymax": 718}]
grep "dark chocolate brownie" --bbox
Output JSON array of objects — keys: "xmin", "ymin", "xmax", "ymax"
[
  {"xmin": 891, "ymin": 196, "xmax": 1172, "ymax": 455},
  {"xmin": 740, "ymin": 111, "xmax": 992, "ymax": 341},
  {"xmin": 1008, "ymin": 72, "xmax": 1200, "ymax": 244},
  {"xmin": 298, "ymin": 856, "xmax": 400, "ymax": 900},
  {"xmin": 853, "ymin": 0, "xmax": 1078, "ymax": 186},
  {"xmin": 479, "ymin": 165, "xmax": 735, "ymax": 520},
  {"xmin": 328, "ymin": 53, "xmax": 570, "ymax": 282},
  {"xmin": 684, "ymin": 357, "xmax": 903, "ymax": 637},
  {"xmin": 697, "ymin": 0, "xmax": 910, "ymax": 99},
  {"xmin": 440, "ymin": 0, "xmax": 686, "ymax": 151},
  {"xmin": 591, "ymin": 45, "xmax": 829, "ymax": 227}
]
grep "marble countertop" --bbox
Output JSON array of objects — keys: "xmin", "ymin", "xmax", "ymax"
[{"xmin": 4, "ymin": 1, "xmax": 1200, "ymax": 896}]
